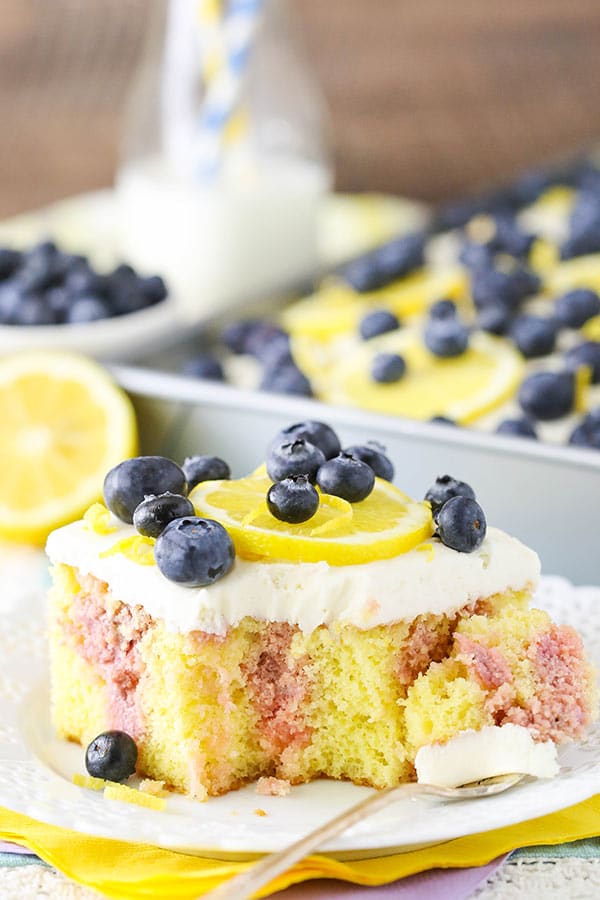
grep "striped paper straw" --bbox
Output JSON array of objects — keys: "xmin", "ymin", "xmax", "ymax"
[{"xmin": 195, "ymin": 0, "xmax": 265, "ymax": 179}]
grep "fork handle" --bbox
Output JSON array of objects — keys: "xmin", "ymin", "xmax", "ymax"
[{"xmin": 205, "ymin": 782, "xmax": 426, "ymax": 900}]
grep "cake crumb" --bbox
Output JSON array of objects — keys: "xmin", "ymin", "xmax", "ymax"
[
  {"xmin": 254, "ymin": 808, "xmax": 268, "ymax": 817},
  {"xmin": 256, "ymin": 776, "xmax": 291, "ymax": 797},
  {"xmin": 72, "ymin": 773, "xmax": 107, "ymax": 791},
  {"xmin": 140, "ymin": 778, "xmax": 169, "ymax": 798},
  {"xmin": 104, "ymin": 782, "xmax": 166, "ymax": 811}
]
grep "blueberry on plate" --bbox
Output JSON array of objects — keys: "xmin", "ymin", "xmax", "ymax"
[
  {"xmin": 372, "ymin": 233, "xmax": 425, "ymax": 282},
  {"xmin": 10, "ymin": 293, "xmax": 56, "ymax": 326},
  {"xmin": 267, "ymin": 438, "xmax": 326, "ymax": 483},
  {"xmin": 339, "ymin": 254, "xmax": 384, "ymax": 293},
  {"xmin": 470, "ymin": 263, "xmax": 540, "ymax": 311},
  {"xmin": 564, "ymin": 341, "xmax": 600, "ymax": 383},
  {"xmin": 133, "ymin": 492, "xmax": 195, "ymax": 538},
  {"xmin": 259, "ymin": 363, "xmax": 312, "ymax": 397},
  {"xmin": 0, "ymin": 247, "xmax": 21, "ymax": 280},
  {"xmin": 359, "ymin": 309, "xmax": 400, "ymax": 340},
  {"xmin": 267, "ymin": 475, "xmax": 319, "ymax": 524},
  {"xmin": 183, "ymin": 455, "xmax": 231, "ymax": 491},
  {"xmin": 244, "ymin": 322, "xmax": 289, "ymax": 361},
  {"xmin": 103, "ymin": 456, "xmax": 187, "ymax": 523},
  {"xmin": 458, "ymin": 241, "xmax": 494, "ymax": 271},
  {"xmin": 182, "ymin": 353, "xmax": 225, "ymax": 381},
  {"xmin": 490, "ymin": 214, "xmax": 535, "ymax": 259},
  {"xmin": 85, "ymin": 731, "xmax": 138, "ymax": 782},
  {"xmin": 424, "ymin": 475, "xmax": 476, "ymax": 517},
  {"xmin": 269, "ymin": 421, "xmax": 341, "ymax": 460},
  {"xmin": 316, "ymin": 452, "xmax": 375, "ymax": 503},
  {"xmin": 371, "ymin": 352, "xmax": 406, "ymax": 383},
  {"xmin": 510, "ymin": 314, "xmax": 557, "ymax": 359},
  {"xmin": 569, "ymin": 422, "xmax": 600, "ymax": 450},
  {"xmin": 555, "ymin": 289, "xmax": 600, "ymax": 329},
  {"xmin": 343, "ymin": 441, "xmax": 394, "ymax": 481},
  {"xmin": 66, "ymin": 295, "xmax": 112, "ymax": 324},
  {"xmin": 436, "ymin": 496, "xmax": 487, "ymax": 553},
  {"xmin": 138, "ymin": 275, "xmax": 168, "ymax": 305},
  {"xmin": 221, "ymin": 319, "xmax": 260, "ymax": 354},
  {"xmin": 495, "ymin": 417, "xmax": 538, "ymax": 439},
  {"xmin": 518, "ymin": 371, "xmax": 575, "ymax": 421},
  {"xmin": 477, "ymin": 303, "xmax": 512, "ymax": 336},
  {"xmin": 424, "ymin": 318, "xmax": 469, "ymax": 358},
  {"xmin": 429, "ymin": 299, "xmax": 457, "ymax": 320},
  {"xmin": 154, "ymin": 517, "xmax": 235, "ymax": 586}
]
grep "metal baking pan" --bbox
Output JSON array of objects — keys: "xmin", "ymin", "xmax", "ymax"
[{"xmin": 112, "ymin": 364, "xmax": 600, "ymax": 585}]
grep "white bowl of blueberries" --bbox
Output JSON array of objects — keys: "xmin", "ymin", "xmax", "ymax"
[{"xmin": 0, "ymin": 240, "xmax": 179, "ymax": 360}]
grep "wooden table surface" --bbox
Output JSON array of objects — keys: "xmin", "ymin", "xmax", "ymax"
[{"xmin": 1, "ymin": 0, "xmax": 600, "ymax": 218}]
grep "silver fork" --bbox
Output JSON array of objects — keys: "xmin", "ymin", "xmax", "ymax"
[{"xmin": 206, "ymin": 773, "xmax": 525, "ymax": 900}]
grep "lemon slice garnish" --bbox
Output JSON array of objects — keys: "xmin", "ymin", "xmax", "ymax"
[
  {"xmin": 0, "ymin": 351, "xmax": 137, "ymax": 544},
  {"xmin": 190, "ymin": 473, "xmax": 432, "ymax": 566},
  {"xmin": 311, "ymin": 329, "xmax": 523, "ymax": 425}
]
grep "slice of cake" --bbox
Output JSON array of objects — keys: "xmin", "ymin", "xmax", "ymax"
[{"xmin": 46, "ymin": 421, "xmax": 596, "ymax": 797}]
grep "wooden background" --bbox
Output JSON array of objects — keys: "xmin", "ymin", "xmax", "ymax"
[{"xmin": 2, "ymin": 0, "xmax": 600, "ymax": 218}]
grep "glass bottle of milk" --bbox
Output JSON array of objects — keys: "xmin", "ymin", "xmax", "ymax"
[{"xmin": 117, "ymin": 0, "xmax": 331, "ymax": 321}]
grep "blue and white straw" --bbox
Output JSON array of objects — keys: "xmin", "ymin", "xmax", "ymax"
[{"xmin": 195, "ymin": 0, "xmax": 266, "ymax": 180}]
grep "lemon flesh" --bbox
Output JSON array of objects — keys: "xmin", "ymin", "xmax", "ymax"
[
  {"xmin": 0, "ymin": 352, "xmax": 137, "ymax": 543},
  {"xmin": 190, "ymin": 472, "xmax": 433, "ymax": 566},
  {"xmin": 309, "ymin": 330, "xmax": 523, "ymax": 425}
]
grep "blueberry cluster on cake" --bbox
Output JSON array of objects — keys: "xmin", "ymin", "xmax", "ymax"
[{"xmin": 47, "ymin": 421, "xmax": 596, "ymax": 797}]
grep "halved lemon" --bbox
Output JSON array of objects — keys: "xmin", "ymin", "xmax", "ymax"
[
  {"xmin": 282, "ymin": 266, "xmax": 467, "ymax": 342},
  {"xmin": 0, "ymin": 351, "xmax": 137, "ymax": 544},
  {"xmin": 312, "ymin": 329, "xmax": 524, "ymax": 425},
  {"xmin": 190, "ymin": 471, "xmax": 433, "ymax": 566}
]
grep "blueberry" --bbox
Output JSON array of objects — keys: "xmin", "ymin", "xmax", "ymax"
[
  {"xmin": 490, "ymin": 214, "xmax": 535, "ymax": 259},
  {"xmin": 85, "ymin": 731, "xmax": 137, "ymax": 782},
  {"xmin": 244, "ymin": 323, "xmax": 289, "ymax": 360},
  {"xmin": 561, "ymin": 193, "xmax": 600, "ymax": 259},
  {"xmin": 458, "ymin": 242, "xmax": 494, "ymax": 271},
  {"xmin": 11, "ymin": 293, "xmax": 56, "ymax": 326},
  {"xmin": 569, "ymin": 420, "xmax": 600, "ymax": 450},
  {"xmin": 182, "ymin": 455, "xmax": 231, "ymax": 490},
  {"xmin": 470, "ymin": 264, "xmax": 540, "ymax": 311},
  {"xmin": 270, "ymin": 421, "xmax": 341, "ymax": 460},
  {"xmin": 259, "ymin": 364, "xmax": 312, "ymax": 397},
  {"xmin": 266, "ymin": 475, "xmax": 319, "ymax": 524},
  {"xmin": 510, "ymin": 314, "xmax": 557, "ymax": 358},
  {"xmin": 138, "ymin": 275, "xmax": 168, "ymax": 305},
  {"xmin": 103, "ymin": 456, "xmax": 187, "ymax": 523},
  {"xmin": 339, "ymin": 254, "xmax": 383, "ymax": 293},
  {"xmin": 424, "ymin": 475, "xmax": 476, "ymax": 517},
  {"xmin": 64, "ymin": 265, "xmax": 106, "ymax": 298},
  {"xmin": 17, "ymin": 254, "xmax": 63, "ymax": 293},
  {"xmin": 564, "ymin": 341, "xmax": 600, "ymax": 383},
  {"xmin": 182, "ymin": 353, "xmax": 224, "ymax": 381},
  {"xmin": 477, "ymin": 303, "xmax": 512, "ymax": 336},
  {"xmin": 424, "ymin": 319, "xmax": 469, "ymax": 357},
  {"xmin": 372, "ymin": 233, "xmax": 425, "ymax": 281},
  {"xmin": 555, "ymin": 289, "xmax": 600, "ymax": 328},
  {"xmin": 0, "ymin": 248, "xmax": 21, "ymax": 280},
  {"xmin": 0, "ymin": 280, "xmax": 24, "ymax": 323},
  {"xmin": 429, "ymin": 416, "xmax": 457, "ymax": 426},
  {"xmin": 267, "ymin": 438, "xmax": 326, "ymax": 483},
  {"xmin": 496, "ymin": 417, "xmax": 538, "ymax": 439},
  {"xmin": 359, "ymin": 309, "xmax": 400, "ymax": 340},
  {"xmin": 436, "ymin": 496, "xmax": 487, "ymax": 553},
  {"xmin": 316, "ymin": 452, "xmax": 375, "ymax": 503},
  {"xmin": 511, "ymin": 167, "xmax": 558, "ymax": 206},
  {"xmin": 154, "ymin": 517, "xmax": 235, "ymax": 586},
  {"xmin": 429, "ymin": 299, "xmax": 457, "ymax": 320},
  {"xmin": 343, "ymin": 441, "xmax": 394, "ymax": 481},
  {"xmin": 221, "ymin": 319, "xmax": 260, "ymax": 354},
  {"xmin": 45, "ymin": 287, "xmax": 71, "ymax": 323},
  {"xmin": 371, "ymin": 352, "xmax": 406, "ymax": 383},
  {"xmin": 133, "ymin": 492, "xmax": 194, "ymax": 538},
  {"xmin": 260, "ymin": 336, "xmax": 293, "ymax": 370},
  {"xmin": 518, "ymin": 371, "xmax": 575, "ymax": 420},
  {"xmin": 66, "ymin": 295, "xmax": 112, "ymax": 324}
]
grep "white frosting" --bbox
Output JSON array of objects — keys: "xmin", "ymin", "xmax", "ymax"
[
  {"xmin": 46, "ymin": 517, "xmax": 540, "ymax": 635},
  {"xmin": 415, "ymin": 724, "xmax": 559, "ymax": 787}
]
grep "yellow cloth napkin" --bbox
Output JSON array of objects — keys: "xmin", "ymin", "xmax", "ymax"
[{"xmin": 0, "ymin": 796, "xmax": 598, "ymax": 899}]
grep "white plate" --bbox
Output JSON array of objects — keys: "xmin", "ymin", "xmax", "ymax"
[{"xmin": 0, "ymin": 575, "xmax": 598, "ymax": 858}]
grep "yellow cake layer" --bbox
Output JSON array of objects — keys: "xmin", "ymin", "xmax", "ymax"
[{"xmin": 49, "ymin": 561, "xmax": 589, "ymax": 797}]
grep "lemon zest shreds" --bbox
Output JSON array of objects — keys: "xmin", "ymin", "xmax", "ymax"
[
  {"xmin": 83, "ymin": 503, "xmax": 117, "ymax": 536},
  {"xmin": 101, "ymin": 534, "xmax": 156, "ymax": 566},
  {"xmin": 191, "ymin": 474, "xmax": 433, "ymax": 566},
  {"xmin": 73, "ymin": 773, "xmax": 108, "ymax": 791},
  {"xmin": 103, "ymin": 782, "xmax": 166, "ymax": 811}
]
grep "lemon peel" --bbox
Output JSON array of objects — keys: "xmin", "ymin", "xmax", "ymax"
[
  {"xmin": 101, "ymin": 534, "xmax": 156, "ymax": 566},
  {"xmin": 83, "ymin": 503, "xmax": 117, "ymax": 536}
]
